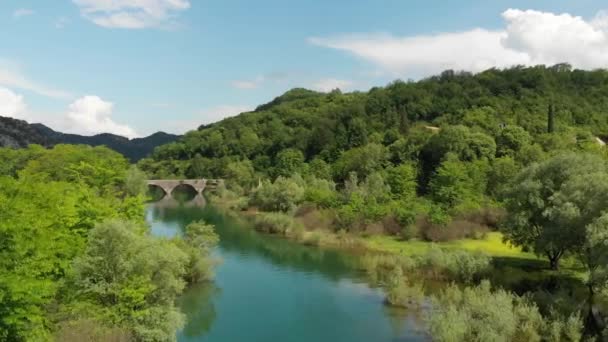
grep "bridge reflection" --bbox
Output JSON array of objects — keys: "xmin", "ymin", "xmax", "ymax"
[{"xmin": 151, "ymin": 193, "xmax": 207, "ymax": 210}]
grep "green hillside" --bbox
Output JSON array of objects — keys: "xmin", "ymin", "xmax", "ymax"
[{"xmin": 140, "ymin": 64, "xmax": 608, "ymax": 183}]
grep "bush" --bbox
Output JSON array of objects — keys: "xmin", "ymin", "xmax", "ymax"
[
  {"xmin": 253, "ymin": 212, "xmax": 300, "ymax": 235},
  {"xmin": 427, "ymin": 281, "xmax": 583, "ymax": 342},
  {"xmin": 250, "ymin": 176, "xmax": 304, "ymax": 212},
  {"xmin": 384, "ymin": 267, "xmax": 424, "ymax": 308},
  {"xmin": 360, "ymin": 254, "xmax": 417, "ymax": 285},
  {"xmin": 419, "ymin": 212, "xmax": 490, "ymax": 242},
  {"xmin": 55, "ymin": 319, "xmax": 132, "ymax": 342},
  {"xmin": 303, "ymin": 177, "xmax": 338, "ymax": 208},
  {"xmin": 417, "ymin": 246, "xmax": 490, "ymax": 282}
]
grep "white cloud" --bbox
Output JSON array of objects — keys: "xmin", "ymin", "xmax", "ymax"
[
  {"xmin": 13, "ymin": 8, "xmax": 34, "ymax": 19},
  {"xmin": 0, "ymin": 87, "xmax": 27, "ymax": 119},
  {"xmin": 309, "ymin": 9, "xmax": 608, "ymax": 77},
  {"xmin": 65, "ymin": 96, "xmax": 138, "ymax": 138},
  {"xmin": 73, "ymin": 0, "xmax": 191, "ymax": 29},
  {"xmin": 55, "ymin": 16, "xmax": 70, "ymax": 29},
  {"xmin": 0, "ymin": 64, "xmax": 72, "ymax": 99},
  {"xmin": 312, "ymin": 78, "xmax": 354, "ymax": 92}
]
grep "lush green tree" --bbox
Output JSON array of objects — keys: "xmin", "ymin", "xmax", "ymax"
[
  {"xmin": 487, "ymin": 156, "xmax": 519, "ymax": 197},
  {"xmin": 181, "ymin": 221, "xmax": 219, "ymax": 284},
  {"xmin": 386, "ymin": 164, "xmax": 417, "ymax": 201},
  {"xmin": 429, "ymin": 157, "xmax": 487, "ymax": 209},
  {"xmin": 496, "ymin": 125, "xmax": 532, "ymax": 157},
  {"xmin": 125, "ymin": 165, "xmax": 148, "ymax": 196},
  {"xmin": 308, "ymin": 157, "xmax": 332, "ymax": 180},
  {"xmin": 274, "ymin": 148, "xmax": 305, "ymax": 178},
  {"xmin": 502, "ymin": 153, "xmax": 607, "ymax": 269},
  {"xmin": 225, "ymin": 159, "xmax": 256, "ymax": 190},
  {"xmin": 71, "ymin": 220, "xmax": 189, "ymax": 342},
  {"xmin": 333, "ymin": 143, "xmax": 388, "ymax": 181},
  {"xmin": 303, "ymin": 177, "xmax": 338, "ymax": 208},
  {"xmin": 250, "ymin": 176, "xmax": 305, "ymax": 212}
]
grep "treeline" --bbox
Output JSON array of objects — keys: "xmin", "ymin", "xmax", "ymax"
[{"xmin": 0, "ymin": 145, "xmax": 218, "ymax": 341}]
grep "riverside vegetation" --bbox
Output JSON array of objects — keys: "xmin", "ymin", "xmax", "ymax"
[
  {"xmin": 0, "ymin": 144, "xmax": 218, "ymax": 342},
  {"xmin": 140, "ymin": 65, "xmax": 608, "ymax": 340}
]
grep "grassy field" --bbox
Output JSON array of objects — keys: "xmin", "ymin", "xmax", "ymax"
[{"xmin": 363, "ymin": 232, "xmax": 538, "ymax": 260}]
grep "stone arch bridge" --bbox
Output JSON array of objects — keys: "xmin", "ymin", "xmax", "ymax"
[{"xmin": 147, "ymin": 179, "xmax": 223, "ymax": 198}]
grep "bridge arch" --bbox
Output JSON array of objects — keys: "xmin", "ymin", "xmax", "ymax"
[{"xmin": 146, "ymin": 179, "xmax": 222, "ymax": 199}]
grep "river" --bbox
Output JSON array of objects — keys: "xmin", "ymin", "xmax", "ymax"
[{"xmin": 147, "ymin": 201, "xmax": 428, "ymax": 342}]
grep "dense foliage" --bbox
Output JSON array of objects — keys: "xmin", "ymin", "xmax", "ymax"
[{"xmin": 0, "ymin": 144, "xmax": 217, "ymax": 341}]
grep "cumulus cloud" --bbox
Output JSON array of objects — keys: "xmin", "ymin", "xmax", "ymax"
[
  {"xmin": 13, "ymin": 8, "xmax": 34, "ymax": 19},
  {"xmin": 65, "ymin": 96, "xmax": 138, "ymax": 137},
  {"xmin": 72, "ymin": 0, "xmax": 190, "ymax": 29},
  {"xmin": 0, "ymin": 87, "xmax": 27, "ymax": 119},
  {"xmin": 55, "ymin": 17, "xmax": 70, "ymax": 29},
  {"xmin": 0, "ymin": 64, "xmax": 72, "ymax": 99},
  {"xmin": 312, "ymin": 78, "xmax": 354, "ymax": 92},
  {"xmin": 309, "ymin": 9, "xmax": 608, "ymax": 77}
]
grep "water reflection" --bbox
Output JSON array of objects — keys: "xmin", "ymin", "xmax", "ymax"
[{"xmin": 178, "ymin": 283, "xmax": 220, "ymax": 338}]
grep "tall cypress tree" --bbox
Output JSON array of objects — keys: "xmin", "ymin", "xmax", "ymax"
[{"xmin": 548, "ymin": 103, "xmax": 556, "ymax": 133}]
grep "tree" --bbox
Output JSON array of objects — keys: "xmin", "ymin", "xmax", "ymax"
[
  {"xmin": 72, "ymin": 220, "xmax": 189, "ymax": 341},
  {"xmin": 386, "ymin": 164, "xmax": 417, "ymax": 201},
  {"xmin": 487, "ymin": 156, "xmax": 519, "ymax": 197},
  {"xmin": 250, "ymin": 176, "xmax": 305, "ymax": 212},
  {"xmin": 429, "ymin": 157, "xmax": 488, "ymax": 209},
  {"xmin": 181, "ymin": 221, "xmax": 219, "ymax": 284},
  {"xmin": 332, "ymin": 143, "xmax": 388, "ymax": 181},
  {"xmin": 545, "ymin": 172, "xmax": 608, "ymax": 332},
  {"xmin": 308, "ymin": 158, "xmax": 332, "ymax": 180},
  {"xmin": 125, "ymin": 165, "xmax": 148, "ymax": 196},
  {"xmin": 495, "ymin": 125, "xmax": 531, "ymax": 157},
  {"xmin": 548, "ymin": 103, "xmax": 556, "ymax": 133},
  {"xmin": 274, "ymin": 149, "xmax": 305, "ymax": 178},
  {"xmin": 502, "ymin": 153, "xmax": 607, "ymax": 270},
  {"xmin": 225, "ymin": 160, "xmax": 255, "ymax": 189}
]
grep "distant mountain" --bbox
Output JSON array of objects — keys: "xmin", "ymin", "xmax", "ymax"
[
  {"xmin": 0, "ymin": 116, "xmax": 180, "ymax": 161},
  {"xmin": 0, "ymin": 116, "xmax": 52, "ymax": 148}
]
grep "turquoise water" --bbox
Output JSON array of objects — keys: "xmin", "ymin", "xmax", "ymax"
[{"xmin": 147, "ymin": 203, "xmax": 427, "ymax": 342}]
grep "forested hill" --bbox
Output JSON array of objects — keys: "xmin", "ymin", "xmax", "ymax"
[
  {"xmin": 140, "ymin": 64, "xmax": 608, "ymax": 180},
  {"xmin": 0, "ymin": 116, "xmax": 52, "ymax": 148},
  {"xmin": 0, "ymin": 116, "xmax": 180, "ymax": 161},
  {"xmin": 32, "ymin": 124, "xmax": 180, "ymax": 162}
]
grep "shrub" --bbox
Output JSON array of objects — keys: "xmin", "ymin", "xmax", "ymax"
[
  {"xmin": 427, "ymin": 281, "xmax": 583, "ymax": 342},
  {"xmin": 384, "ymin": 267, "xmax": 424, "ymax": 308},
  {"xmin": 250, "ymin": 176, "xmax": 304, "ymax": 212},
  {"xmin": 55, "ymin": 319, "xmax": 132, "ymax": 342},
  {"xmin": 360, "ymin": 254, "xmax": 417, "ymax": 285},
  {"xmin": 303, "ymin": 177, "xmax": 338, "ymax": 208},
  {"xmin": 253, "ymin": 212, "xmax": 300, "ymax": 235},
  {"xmin": 417, "ymin": 246, "xmax": 490, "ymax": 282}
]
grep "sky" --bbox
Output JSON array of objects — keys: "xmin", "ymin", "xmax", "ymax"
[{"xmin": 0, "ymin": 0, "xmax": 607, "ymax": 137}]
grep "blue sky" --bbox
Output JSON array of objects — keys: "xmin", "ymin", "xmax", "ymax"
[{"xmin": 0, "ymin": 0, "xmax": 606, "ymax": 136}]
